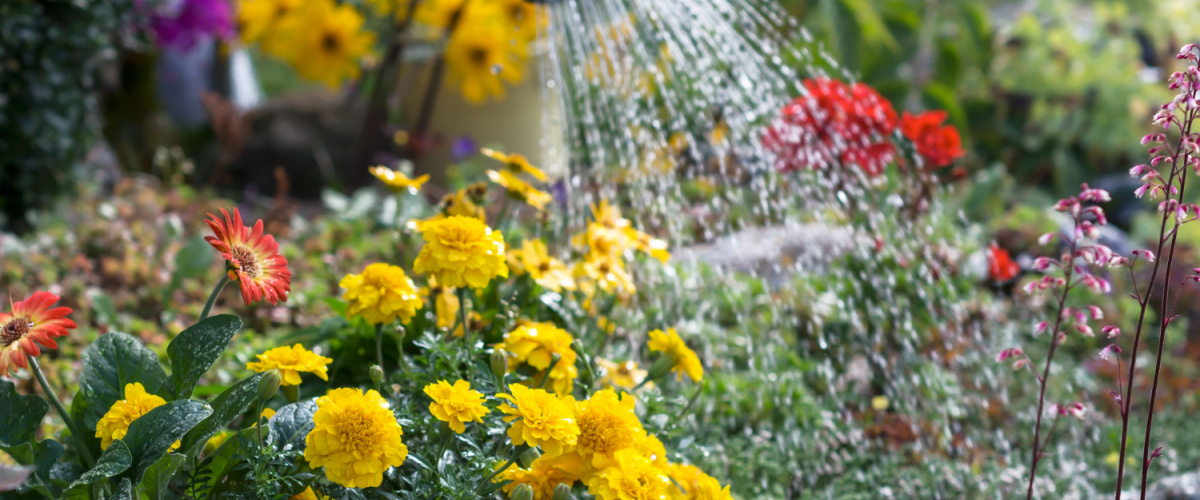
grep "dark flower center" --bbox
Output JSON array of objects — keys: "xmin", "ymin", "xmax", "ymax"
[
  {"xmin": 469, "ymin": 47, "xmax": 490, "ymax": 67},
  {"xmin": 231, "ymin": 246, "xmax": 262, "ymax": 279},
  {"xmin": 537, "ymin": 262, "xmax": 552, "ymax": 273},
  {"xmin": 322, "ymin": 33, "xmax": 341, "ymax": 53},
  {"xmin": 1, "ymin": 317, "xmax": 31, "ymax": 346}
]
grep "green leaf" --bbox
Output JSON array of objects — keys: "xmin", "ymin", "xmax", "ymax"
[
  {"xmin": 179, "ymin": 372, "xmax": 263, "ymax": 458},
  {"xmin": 267, "ymin": 400, "xmax": 316, "ymax": 452},
  {"xmin": 110, "ymin": 478, "xmax": 133, "ymax": 500},
  {"xmin": 78, "ymin": 333, "xmax": 172, "ymax": 428},
  {"xmin": 70, "ymin": 440, "xmax": 131, "ymax": 489},
  {"xmin": 167, "ymin": 314, "xmax": 243, "ymax": 399},
  {"xmin": 138, "ymin": 454, "xmax": 184, "ymax": 500},
  {"xmin": 115, "ymin": 399, "xmax": 211, "ymax": 486},
  {"xmin": 0, "ymin": 379, "xmax": 49, "ymax": 446}
]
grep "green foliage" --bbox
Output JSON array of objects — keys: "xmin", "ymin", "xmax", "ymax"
[
  {"xmin": 78, "ymin": 332, "xmax": 173, "ymax": 428},
  {"xmin": 168, "ymin": 315, "xmax": 244, "ymax": 399}
]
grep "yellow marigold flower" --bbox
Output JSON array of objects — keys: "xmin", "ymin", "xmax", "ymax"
[
  {"xmin": 246, "ymin": 344, "xmax": 332, "ymax": 386},
  {"xmin": 633, "ymin": 432, "xmax": 668, "ymax": 466},
  {"xmin": 585, "ymin": 448, "xmax": 672, "ymax": 500},
  {"xmin": 289, "ymin": 486, "xmax": 329, "ymax": 500},
  {"xmin": 497, "ymin": 384, "xmax": 579, "ymax": 458},
  {"xmin": 666, "ymin": 463, "xmax": 735, "ymax": 500},
  {"xmin": 273, "ymin": 0, "xmax": 375, "ymax": 88},
  {"xmin": 237, "ymin": 0, "xmax": 301, "ymax": 45},
  {"xmin": 445, "ymin": 13, "xmax": 526, "ymax": 103},
  {"xmin": 261, "ymin": 408, "xmax": 277, "ymax": 419},
  {"xmin": 305, "ymin": 388, "xmax": 408, "ymax": 488},
  {"xmin": 487, "ymin": 170, "xmax": 553, "ymax": 212},
  {"xmin": 340, "ymin": 263, "xmax": 424, "ymax": 325},
  {"xmin": 424, "ymin": 380, "xmax": 489, "ymax": 433},
  {"xmin": 418, "ymin": 275, "xmax": 459, "ymax": 330},
  {"xmin": 204, "ymin": 430, "xmax": 231, "ymax": 454},
  {"xmin": 413, "ymin": 215, "xmax": 509, "ymax": 289},
  {"xmin": 596, "ymin": 358, "xmax": 650, "ymax": 390},
  {"xmin": 576, "ymin": 254, "xmax": 636, "ymax": 296},
  {"xmin": 498, "ymin": 322, "xmax": 578, "ymax": 395},
  {"xmin": 494, "ymin": 452, "xmax": 585, "ymax": 498},
  {"xmin": 587, "ymin": 201, "xmax": 670, "ymax": 263},
  {"xmin": 482, "ymin": 148, "xmax": 549, "ymax": 182},
  {"xmin": 370, "ymin": 166, "xmax": 429, "ymax": 194},
  {"xmin": 514, "ymin": 239, "xmax": 576, "ymax": 292},
  {"xmin": 95, "ymin": 383, "xmax": 179, "ymax": 451},
  {"xmin": 575, "ymin": 389, "xmax": 643, "ymax": 469},
  {"xmin": 648, "ymin": 328, "xmax": 703, "ymax": 382},
  {"xmin": 453, "ymin": 311, "xmax": 484, "ymax": 338}
]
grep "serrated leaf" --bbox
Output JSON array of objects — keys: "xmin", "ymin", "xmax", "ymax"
[
  {"xmin": 0, "ymin": 379, "xmax": 49, "ymax": 446},
  {"xmin": 180, "ymin": 372, "xmax": 264, "ymax": 458},
  {"xmin": 78, "ymin": 333, "xmax": 172, "ymax": 428},
  {"xmin": 70, "ymin": 440, "xmax": 131, "ymax": 489},
  {"xmin": 268, "ymin": 400, "xmax": 317, "ymax": 452},
  {"xmin": 138, "ymin": 453, "xmax": 185, "ymax": 500},
  {"xmin": 168, "ymin": 314, "xmax": 243, "ymax": 399},
  {"xmin": 115, "ymin": 399, "xmax": 211, "ymax": 486}
]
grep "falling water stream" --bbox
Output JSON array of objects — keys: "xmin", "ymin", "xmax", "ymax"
[{"xmin": 529, "ymin": 0, "xmax": 1101, "ymax": 497}]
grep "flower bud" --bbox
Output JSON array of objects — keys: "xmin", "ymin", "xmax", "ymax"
[
  {"xmin": 553, "ymin": 483, "xmax": 572, "ymax": 500},
  {"xmin": 281, "ymin": 384, "xmax": 299, "ymax": 404},
  {"xmin": 257, "ymin": 369, "xmax": 282, "ymax": 403},
  {"xmin": 510, "ymin": 484, "xmax": 534, "ymax": 500},
  {"xmin": 370, "ymin": 365, "xmax": 385, "ymax": 385},
  {"xmin": 491, "ymin": 349, "xmax": 509, "ymax": 380},
  {"xmin": 519, "ymin": 447, "xmax": 542, "ymax": 468},
  {"xmin": 645, "ymin": 354, "xmax": 676, "ymax": 382}
]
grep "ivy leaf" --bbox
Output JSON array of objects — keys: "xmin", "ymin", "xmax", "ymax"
[
  {"xmin": 78, "ymin": 333, "xmax": 172, "ymax": 428},
  {"xmin": 138, "ymin": 453, "xmax": 185, "ymax": 500},
  {"xmin": 268, "ymin": 399, "xmax": 317, "ymax": 452},
  {"xmin": 0, "ymin": 379, "xmax": 49, "ymax": 446},
  {"xmin": 115, "ymin": 399, "xmax": 211, "ymax": 486},
  {"xmin": 168, "ymin": 315, "xmax": 243, "ymax": 400},
  {"xmin": 70, "ymin": 440, "xmax": 132, "ymax": 489},
  {"xmin": 179, "ymin": 372, "xmax": 264, "ymax": 459}
]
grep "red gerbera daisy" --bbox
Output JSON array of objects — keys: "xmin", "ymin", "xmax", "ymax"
[
  {"xmin": 0, "ymin": 292, "xmax": 76, "ymax": 376},
  {"xmin": 987, "ymin": 242, "xmax": 1020, "ymax": 283},
  {"xmin": 204, "ymin": 208, "xmax": 292, "ymax": 306},
  {"xmin": 899, "ymin": 110, "xmax": 965, "ymax": 169}
]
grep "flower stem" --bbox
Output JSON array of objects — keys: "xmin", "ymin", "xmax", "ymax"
[
  {"xmin": 476, "ymin": 447, "xmax": 521, "ymax": 493},
  {"xmin": 375, "ymin": 323, "xmax": 387, "ymax": 383},
  {"xmin": 28, "ymin": 355, "xmax": 95, "ymax": 469},
  {"xmin": 200, "ymin": 273, "xmax": 231, "ymax": 321}
]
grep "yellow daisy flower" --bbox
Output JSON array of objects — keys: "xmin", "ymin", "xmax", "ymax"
[
  {"xmin": 274, "ymin": 0, "xmax": 375, "ymax": 88},
  {"xmin": 575, "ymin": 254, "xmax": 636, "ymax": 296},
  {"xmin": 340, "ymin": 263, "xmax": 424, "ymax": 325},
  {"xmin": 413, "ymin": 215, "xmax": 509, "ymax": 289},
  {"xmin": 481, "ymin": 148, "xmax": 549, "ymax": 182},
  {"xmin": 497, "ymin": 321, "xmax": 578, "ymax": 395},
  {"xmin": 666, "ymin": 463, "xmax": 735, "ymax": 500},
  {"xmin": 246, "ymin": 344, "xmax": 333, "ymax": 386},
  {"xmin": 587, "ymin": 201, "xmax": 670, "ymax": 263},
  {"xmin": 596, "ymin": 358, "xmax": 650, "ymax": 390},
  {"xmin": 575, "ymin": 389, "xmax": 643, "ymax": 469},
  {"xmin": 445, "ymin": 15, "xmax": 526, "ymax": 103},
  {"xmin": 487, "ymin": 170, "xmax": 553, "ymax": 211},
  {"xmin": 514, "ymin": 239, "xmax": 576, "ymax": 292},
  {"xmin": 305, "ymin": 388, "xmax": 408, "ymax": 488},
  {"xmin": 289, "ymin": 487, "xmax": 328, "ymax": 500},
  {"xmin": 370, "ymin": 166, "xmax": 430, "ymax": 194},
  {"xmin": 424, "ymin": 379, "xmax": 489, "ymax": 433},
  {"xmin": 493, "ymin": 452, "xmax": 585, "ymax": 498},
  {"xmin": 237, "ymin": 0, "xmax": 301, "ymax": 45},
  {"xmin": 95, "ymin": 383, "xmax": 180, "ymax": 451},
  {"xmin": 489, "ymin": 0, "xmax": 544, "ymax": 41},
  {"xmin": 648, "ymin": 328, "xmax": 703, "ymax": 382},
  {"xmin": 497, "ymin": 384, "xmax": 579, "ymax": 458},
  {"xmin": 585, "ymin": 448, "xmax": 672, "ymax": 500}
]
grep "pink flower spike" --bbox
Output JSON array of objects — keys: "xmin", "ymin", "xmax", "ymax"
[
  {"xmin": 996, "ymin": 347, "xmax": 1024, "ymax": 363},
  {"xmin": 1075, "ymin": 324, "xmax": 1094, "ymax": 337},
  {"xmin": 1087, "ymin": 305, "xmax": 1104, "ymax": 320},
  {"xmin": 1109, "ymin": 256, "xmax": 1129, "ymax": 267},
  {"xmin": 1135, "ymin": 184, "xmax": 1150, "ymax": 198},
  {"xmin": 1099, "ymin": 344, "xmax": 1122, "ymax": 360},
  {"xmin": 1066, "ymin": 402, "xmax": 1086, "ymax": 419},
  {"xmin": 1034, "ymin": 321, "xmax": 1049, "ymax": 335},
  {"xmin": 1108, "ymin": 389, "xmax": 1122, "ymax": 405},
  {"xmin": 1032, "ymin": 257, "xmax": 1055, "ymax": 272},
  {"xmin": 1038, "ymin": 232, "xmax": 1057, "ymax": 246},
  {"xmin": 1012, "ymin": 359, "xmax": 1027, "ymax": 371},
  {"xmin": 1148, "ymin": 446, "xmax": 1164, "ymax": 465},
  {"xmin": 1102, "ymin": 325, "xmax": 1121, "ymax": 338}
]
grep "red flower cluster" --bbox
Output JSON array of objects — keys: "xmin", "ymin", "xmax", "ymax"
[
  {"xmin": 986, "ymin": 242, "xmax": 1019, "ymax": 283},
  {"xmin": 763, "ymin": 77, "xmax": 965, "ymax": 176},
  {"xmin": 900, "ymin": 111, "xmax": 965, "ymax": 168},
  {"xmin": 763, "ymin": 78, "xmax": 897, "ymax": 176}
]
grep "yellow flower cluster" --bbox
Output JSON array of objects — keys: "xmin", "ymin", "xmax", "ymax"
[
  {"xmin": 95, "ymin": 383, "xmax": 179, "ymax": 451},
  {"xmin": 340, "ymin": 263, "xmax": 424, "ymax": 325},
  {"xmin": 246, "ymin": 344, "xmax": 333, "ymax": 386},
  {"xmin": 497, "ymin": 384, "xmax": 579, "ymax": 457},
  {"xmin": 238, "ymin": 0, "xmax": 374, "ymax": 87},
  {"xmin": 648, "ymin": 328, "xmax": 704, "ymax": 382},
  {"xmin": 596, "ymin": 358, "xmax": 650, "ymax": 390},
  {"xmin": 483, "ymin": 149, "xmax": 554, "ymax": 211},
  {"xmin": 418, "ymin": 275, "xmax": 460, "ymax": 330},
  {"xmin": 413, "ymin": 215, "xmax": 509, "ymax": 289},
  {"xmin": 424, "ymin": 379, "xmax": 489, "ymax": 433},
  {"xmin": 305, "ymin": 388, "xmax": 408, "ymax": 488},
  {"xmin": 510, "ymin": 239, "xmax": 576, "ymax": 293},
  {"xmin": 496, "ymin": 321, "xmax": 579, "ymax": 395}
]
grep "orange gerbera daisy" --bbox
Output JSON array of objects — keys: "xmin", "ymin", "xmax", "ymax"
[
  {"xmin": 204, "ymin": 208, "xmax": 292, "ymax": 305},
  {"xmin": 0, "ymin": 292, "xmax": 76, "ymax": 376}
]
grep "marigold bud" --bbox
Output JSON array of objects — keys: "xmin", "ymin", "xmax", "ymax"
[
  {"xmin": 511, "ymin": 484, "xmax": 534, "ymax": 500},
  {"xmin": 519, "ymin": 447, "xmax": 542, "ymax": 468},
  {"xmin": 257, "ymin": 369, "xmax": 282, "ymax": 403},
  {"xmin": 490, "ymin": 349, "xmax": 509, "ymax": 380},
  {"xmin": 370, "ymin": 365, "xmax": 385, "ymax": 384},
  {"xmin": 553, "ymin": 483, "xmax": 572, "ymax": 500}
]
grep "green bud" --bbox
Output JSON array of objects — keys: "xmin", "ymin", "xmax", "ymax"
[
  {"xmin": 281, "ymin": 384, "xmax": 300, "ymax": 404},
  {"xmin": 510, "ymin": 484, "xmax": 534, "ymax": 500},
  {"xmin": 369, "ymin": 365, "xmax": 385, "ymax": 384},
  {"xmin": 519, "ymin": 447, "xmax": 542, "ymax": 468},
  {"xmin": 646, "ymin": 354, "xmax": 676, "ymax": 382},
  {"xmin": 257, "ymin": 369, "xmax": 282, "ymax": 402},
  {"xmin": 553, "ymin": 483, "xmax": 571, "ymax": 500},
  {"xmin": 490, "ymin": 349, "xmax": 509, "ymax": 380}
]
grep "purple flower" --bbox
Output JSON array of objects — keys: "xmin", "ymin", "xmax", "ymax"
[
  {"xmin": 450, "ymin": 136, "xmax": 478, "ymax": 161},
  {"xmin": 151, "ymin": 0, "xmax": 233, "ymax": 51}
]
